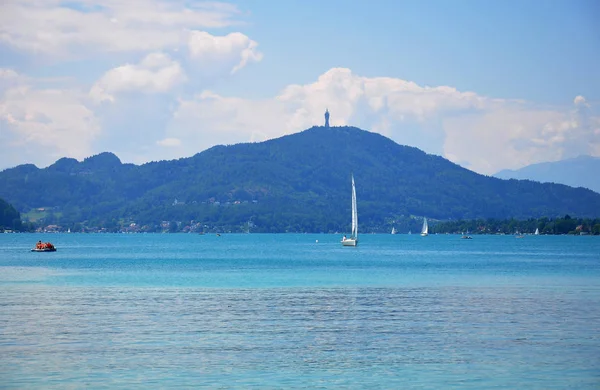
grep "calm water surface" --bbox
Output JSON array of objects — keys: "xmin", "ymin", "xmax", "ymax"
[{"xmin": 1, "ymin": 233, "xmax": 599, "ymax": 388}]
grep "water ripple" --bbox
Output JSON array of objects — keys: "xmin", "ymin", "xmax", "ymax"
[{"xmin": 1, "ymin": 285, "xmax": 599, "ymax": 388}]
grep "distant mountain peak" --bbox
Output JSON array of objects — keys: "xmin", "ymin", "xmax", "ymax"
[
  {"xmin": 82, "ymin": 152, "xmax": 122, "ymax": 168},
  {"xmin": 48, "ymin": 157, "xmax": 79, "ymax": 172},
  {"xmin": 1, "ymin": 163, "xmax": 39, "ymax": 174},
  {"xmin": 494, "ymin": 155, "xmax": 600, "ymax": 194}
]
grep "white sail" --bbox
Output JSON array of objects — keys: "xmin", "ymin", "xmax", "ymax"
[
  {"xmin": 421, "ymin": 217, "xmax": 428, "ymax": 236},
  {"xmin": 351, "ymin": 175, "xmax": 357, "ymax": 238},
  {"xmin": 534, "ymin": 228, "xmax": 539, "ymax": 235},
  {"xmin": 391, "ymin": 227, "xmax": 396, "ymax": 234},
  {"xmin": 342, "ymin": 174, "xmax": 358, "ymax": 246}
]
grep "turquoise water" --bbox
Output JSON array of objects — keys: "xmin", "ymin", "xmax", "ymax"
[{"xmin": 1, "ymin": 233, "xmax": 599, "ymax": 388}]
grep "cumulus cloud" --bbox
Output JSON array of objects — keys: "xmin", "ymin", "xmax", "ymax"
[
  {"xmin": 89, "ymin": 52, "xmax": 186, "ymax": 103},
  {"xmin": 443, "ymin": 106, "xmax": 564, "ymax": 174},
  {"xmin": 0, "ymin": 0, "xmax": 243, "ymax": 58},
  {"xmin": 166, "ymin": 90, "xmax": 284, "ymax": 153},
  {"xmin": 0, "ymin": 68, "xmax": 20, "ymax": 83},
  {"xmin": 564, "ymin": 94, "xmax": 599, "ymax": 157},
  {"xmin": 2, "ymin": 64, "xmax": 597, "ymax": 175},
  {"xmin": 574, "ymin": 95, "xmax": 588, "ymax": 106},
  {"xmin": 165, "ymin": 68, "xmax": 491, "ymax": 159},
  {"xmin": 278, "ymin": 69, "xmax": 486, "ymax": 124},
  {"xmin": 443, "ymin": 96, "xmax": 600, "ymax": 173},
  {"xmin": 87, "ymin": 30, "xmax": 263, "ymax": 102},
  {"xmin": 188, "ymin": 31, "xmax": 263, "ymax": 74},
  {"xmin": 166, "ymin": 68, "xmax": 599, "ymax": 175},
  {"xmin": 0, "ymin": 74, "xmax": 101, "ymax": 168}
]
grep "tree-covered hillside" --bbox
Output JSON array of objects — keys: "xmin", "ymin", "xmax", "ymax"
[
  {"xmin": 0, "ymin": 197, "xmax": 23, "ymax": 231},
  {"xmin": 1, "ymin": 126, "xmax": 600, "ymax": 232}
]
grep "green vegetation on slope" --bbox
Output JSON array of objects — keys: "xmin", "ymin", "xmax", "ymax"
[
  {"xmin": 0, "ymin": 197, "xmax": 23, "ymax": 231},
  {"xmin": 432, "ymin": 215, "xmax": 600, "ymax": 235},
  {"xmin": 1, "ymin": 126, "xmax": 600, "ymax": 232}
]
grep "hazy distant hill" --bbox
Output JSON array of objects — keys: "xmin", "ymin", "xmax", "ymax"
[
  {"xmin": 494, "ymin": 155, "xmax": 600, "ymax": 194},
  {"xmin": 1, "ymin": 126, "xmax": 600, "ymax": 232}
]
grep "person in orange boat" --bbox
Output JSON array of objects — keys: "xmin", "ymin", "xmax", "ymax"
[{"xmin": 36, "ymin": 240, "xmax": 43, "ymax": 249}]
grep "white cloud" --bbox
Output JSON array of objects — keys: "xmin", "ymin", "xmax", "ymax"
[
  {"xmin": 188, "ymin": 31, "xmax": 263, "ymax": 74},
  {"xmin": 574, "ymin": 95, "xmax": 588, "ymax": 106},
  {"xmin": 166, "ymin": 68, "xmax": 600, "ymax": 175},
  {"xmin": 443, "ymin": 96, "xmax": 600, "ymax": 173},
  {"xmin": 2, "ymin": 65, "xmax": 597, "ymax": 175},
  {"xmin": 0, "ymin": 68, "xmax": 24, "ymax": 91},
  {"xmin": 156, "ymin": 137, "xmax": 181, "ymax": 147},
  {"xmin": 443, "ymin": 106, "xmax": 565, "ymax": 174},
  {"xmin": 165, "ymin": 67, "xmax": 493, "ymax": 159},
  {"xmin": 167, "ymin": 90, "xmax": 285, "ymax": 154},
  {"xmin": 278, "ymin": 69, "xmax": 487, "ymax": 122},
  {"xmin": 0, "ymin": 0, "xmax": 243, "ymax": 57},
  {"xmin": 89, "ymin": 52, "xmax": 186, "ymax": 103},
  {"xmin": 0, "ymin": 75, "xmax": 101, "ymax": 168},
  {"xmin": 0, "ymin": 68, "xmax": 19, "ymax": 81}
]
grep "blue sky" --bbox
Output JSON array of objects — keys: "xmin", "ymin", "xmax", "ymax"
[
  {"xmin": 1, "ymin": 0, "xmax": 598, "ymax": 174},
  {"xmin": 222, "ymin": 0, "xmax": 600, "ymax": 103}
]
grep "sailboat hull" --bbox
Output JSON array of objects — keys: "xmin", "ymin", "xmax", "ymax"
[{"xmin": 342, "ymin": 238, "xmax": 358, "ymax": 246}]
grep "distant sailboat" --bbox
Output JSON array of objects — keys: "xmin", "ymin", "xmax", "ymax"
[
  {"xmin": 534, "ymin": 228, "xmax": 539, "ymax": 235},
  {"xmin": 391, "ymin": 227, "xmax": 396, "ymax": 235},
  {"xmin": 421, "ymin": 217, "xmax": 428, "ymax": 237},
  {"xmin": 342, "ymin": 174, "xmax": 358, "ymax": 247}
]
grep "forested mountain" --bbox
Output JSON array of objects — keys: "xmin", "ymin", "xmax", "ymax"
[
  {"xmin": 1, "ymin": 126, "xmax": 600, "ymax": 232},
  {"xmin": 494, "ymin": 155, "xmax": 600, "ymax": 194},
  {"xmin": 0, "ymin": 197, "xmax": 22, "ymax": 231}
]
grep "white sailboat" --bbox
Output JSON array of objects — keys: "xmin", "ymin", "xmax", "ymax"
[
  {"xmin": 391, "ymin": 227, "xmax": 396, "ymax": 235},
  {"xmin": 342, "ymin": 174, "xmax": 358, "ymax": 247},
  {"xmin": 420, "ymin": 217, "xmax": 429, "ymax": 236},
  {"xmin": 534, "ymin": 228, "xmax": 539, "ymax": 235}
]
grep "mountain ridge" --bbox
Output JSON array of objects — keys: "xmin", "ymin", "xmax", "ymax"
[
  {"xmin": 1, "ymin": 126, "xmax": 599, "ymax": 232},
  {"xmin": 494, "ymin": 155, "xmax": 600, "ymax": 194}
]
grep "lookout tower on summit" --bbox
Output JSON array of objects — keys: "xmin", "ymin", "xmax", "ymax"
[{"xmin": 324, "ymin": 109, "xmax": 330, "ymax": 128}]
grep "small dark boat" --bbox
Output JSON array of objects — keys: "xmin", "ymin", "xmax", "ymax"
[{"xmin": 461, "ymin": 235, "xmax": 473, "ymax": 239}]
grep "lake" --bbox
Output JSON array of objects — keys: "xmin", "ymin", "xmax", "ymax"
[{"xmin": 1, "ymin": 233, "xmax": 599, "ymax": 388}]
